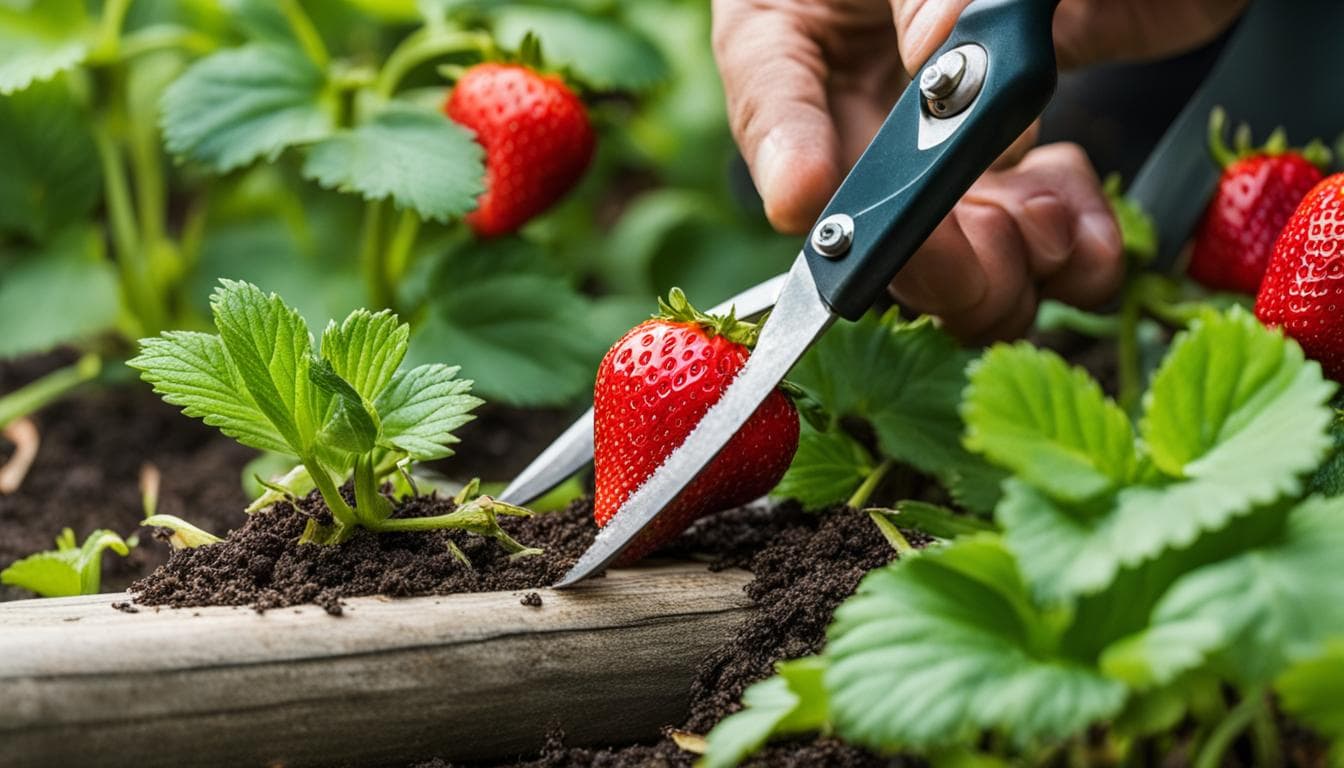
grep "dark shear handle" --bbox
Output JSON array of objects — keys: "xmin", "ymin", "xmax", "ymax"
[{"xmin": 802, "ymin": 0, "xmax": 1060, "ymax": 320}]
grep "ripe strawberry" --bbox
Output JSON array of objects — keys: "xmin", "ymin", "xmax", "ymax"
[
  {"xmin": 593, "ymin": 290, "xmax": 800, "ymax": 563},
  {"xmin": 444, "ymin": 62, "xmax": 594, "ymax": 237},
  {"xmin": 1255, "ymin": 173, "xmax": 1344, "ymax": 380},
  {"xmin": 1188, "ymin": 108, "xmax": 1330, "ymax": 295}
]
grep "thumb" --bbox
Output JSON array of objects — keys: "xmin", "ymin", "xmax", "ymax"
[
  {"xmin": 893, "ymin": 0, "xmax": 975, "ymax": 75},
  {"xmin": 712, "ymin": 0, "xmax": 842, "ymax": 234}
]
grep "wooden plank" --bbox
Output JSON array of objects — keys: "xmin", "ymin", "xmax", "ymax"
[{"xmin": 0, "ymin": 563, "xmax": 753, "ymax": 768}]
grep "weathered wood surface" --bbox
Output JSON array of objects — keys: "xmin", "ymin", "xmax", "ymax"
[{"xmin": 0, "ymin": 563, "xmax": 753, "ymax": 768}]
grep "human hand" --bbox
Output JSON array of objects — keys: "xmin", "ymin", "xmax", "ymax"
[{"xmin": 712, "ymin": 0, "xmax": 1245, "ymax": 340}]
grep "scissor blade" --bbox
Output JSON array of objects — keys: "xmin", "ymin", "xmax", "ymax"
[
  {"xmin": 497, "ymin": 272, "xmax": 791, "ymax": 507},
  {"xmin": 554, "ymin": 254, "xmax": 834, "ymax": 588}
]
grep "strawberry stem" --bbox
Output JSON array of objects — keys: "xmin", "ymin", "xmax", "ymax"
[
  {"xmin": 848, "ymin": 459, "xmax": 895, "ymax": 509},
  {"xmin": 1207, "ymin": 106, "xmax": 1331, "ymax": 168},
  {"xmin": 867, "ymin": 508, "xmax": 916, "ymax": 555},
  {"xmin": 656, "ymin": 287, "xmax": 764, "ymax": 348},
  {"xmin": 1207, "ymin": 107, "xmax": 1237, "ymax": 168},
  {"xmin": 277, "ymin": 0, "xmax": 329, "ymax": 69},
  {"xmin": 1302, "ymin": 138, "xmax": 1334, "ymax": 171}
]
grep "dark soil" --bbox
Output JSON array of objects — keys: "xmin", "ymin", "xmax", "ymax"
[
  {"xmin": 132, "ymin": 493, "xmax": 598, "ymax": 615},
  {"xmin": 1, "ymin": 356, "xmax": 253, "ymax": 601}
]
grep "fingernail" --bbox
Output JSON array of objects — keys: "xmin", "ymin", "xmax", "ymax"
[
  {"xmin": 1021, "ymin": 195, "xmax": 1072, "ymax": 273},
  {"xmin": 755, "ymin": 129, "xmax": 789, "ymax": 207},
  {"xmin": 1078, "ymin": 210, "xmax": 1123, "ymax": 259}
]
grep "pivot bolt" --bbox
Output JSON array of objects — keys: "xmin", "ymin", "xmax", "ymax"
[
  {"xmin": 919, "ymin": 50, "xmax": 966, "ymax": 101},
  {"xmin": 811, "ymin": 213, "xmax": 854, "ymax": 258}
]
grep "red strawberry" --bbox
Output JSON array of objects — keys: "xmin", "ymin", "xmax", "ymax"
[
  {"xmin": 1255, "ymin": 173, "xmax": 1344, "ymax": 379},
  {"xmin": 1188, "ymin": 108, "xmax": 1329, "ymax": 295},
  {"xmin": 593, "ymin": 290, "xmax": 800, "ymax": 563},
  {"xmin": 444, "ymin": 62, "xmax": 595, "ymax": 237}
]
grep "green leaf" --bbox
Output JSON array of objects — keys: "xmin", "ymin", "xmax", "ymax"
[
  {"xmin": 0, "ymin": 0, "xmax": 89, "ymax": 95},
  {"xmin": 1277, "ymin": 640, "xmax": 1344, "ymax": 768},
  {"xmin": 597, "ymin": 189, "xmax": 793, "ymax": 305},
  {"xmin": 1104, "ymin": 175, "xmax": 1157, "ymax": 265},
  {"xmin": 1, "ymin": 528, "xmax": 129, "ymax": 597},
  {"xmin": 0, "ymin": 227, "xmax": 119, "ymax": 358},
  {"xmin": 374, "ymin": 364, "xmax": 481, "ymax": 460},
  {"xmin": 189, "ymin": 208, "xmax": 365, "ymax": 334},
  {"xmin": 963, "ymin": 342, "xmax": 1136, "ymax": 502},
  {"xmin": 773, "ymin": 426, "xmax": 873, "ymax": 510},
  {"xmin": 309, "ymin": 357, "xmax": 378, "ymax": 455},
  {"xmin": 700, "ymin": 656, "xmax": 830, "ymax": 768},
  {"xmin": 790, "ymin": 313, "xmax": 993, "ymax": 504},
  {"xmin": 409, "ymin": 239, "xmax": 604, "ymax": 406},
  {"xmin": 1309, "ymin": 411, "xmax": 1344, "ymax": 497},
  {"xmin": 319, "ymin": 309, "xmax": 409, "ymax": 402},
  {"xmin": 0, "ymin": 76, "xmax": 100, "ymax": 239},
  {"xmin": 142, "ymin": 514, "xmax": 222, "ymax": 549},
  {"xmin": 1103, "ymin": 495, "xmax": 1344, "ymax": 686},
  {"xmin": 209, "ymin": 280, "xmax": 319, "ymax": 454},
  {"xmin": 1141, "ymin": 307, "xmax": 1334, "ymax": 483},
  {"xmin": 1, "ymin": 552, "xmax": 79, "ymax": 596},
  {"xmin": 301, "ymin": 103, "xmax": 483, "ymax": 222},
  {"xmin": 490, "ymin": 5, "xmax": 669, "ymax": 92},
  {"xmin": 160, "ymin": 43, "xmax": 333, "ymax": 172},
  {"xmin": 878, "ymin": 501, "xmax": 997, "ymax": 540},
  {"xmin": 129, "ymin": 330, "xmax": 293, "ymax": 455},
  {"xmin": 825, "ymin": 535, "xmax": 1126, "ymax": 750},
  {"xmin": 996, "ymin": 309, "xmax": 1336, "ymax": 601}
]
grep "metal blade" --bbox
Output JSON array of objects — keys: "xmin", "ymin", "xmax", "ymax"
[
  {"xmin": 498, "ymin": 272, "xmax": 791, "ymax": 506},
  {"xmin": 554, "ymin": 254, "xmax": 834, "ymax": 588}
]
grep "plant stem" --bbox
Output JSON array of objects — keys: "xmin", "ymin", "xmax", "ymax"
[
  {"xmin": 94, "ymin": 100, "xmax": 165, "ymax": 336},
  {"xmin": 375, "ymin": 28, "xmax": 495, "ymax": 98},
  {"xmin": 847, "ymin": 459, "xmax": 894, "ymax": 509},
  {"xmin": 352, "ymin": 453, "xmax": 390, "ymax": 527},
  {"xmin": 1193, "ymin": 687, "xmax": 1266, "ymax": 768},
  {"xmin": 278, "ymin": 0, "xmax": 329, "ymax": 69},
  {"xmin": 117, "ymin": 24, "xmax": 217, "ymax": 59},
  {"xmin": 91, "ymin": 0, "xmax": 132, "ymax": 62},
  {"xmin": 383, "ymin": 208, "xmax": 421, "ymax": 309},
  {"xmin": 867, "ymin": 510, "xmax": 916, "ymax": 555},
  {"xmin": 1117, "ymin": 281, "xmax": 1143, "ymax": 416},
  {"xmin": 0, "ymin": 355, "xmax": 101, "ymax": 429},
  {"xmin": 358, "ymin": 201, "xmax": 390, "ymax": 308},
  {"xmin": 1250, "ymin": 695, "xmax": 1283, "ymax": 768},
  {"xmin": 372, "ymin": 500, "xmax": 538, "ymax": 555},
  {"xmin": 304, "ymin": 459, "xmax": 357, "ymax": 537}
]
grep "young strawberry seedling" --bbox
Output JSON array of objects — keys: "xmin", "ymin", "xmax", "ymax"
[
  {"xmin": 1, "ymin": 527, "xmax": 132, "ymax": 598},
  {"xmin": 130, "ymin": 279, "xmax": 534, "ymax": 552}
]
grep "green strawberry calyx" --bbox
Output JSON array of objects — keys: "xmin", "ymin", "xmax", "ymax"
[
  {"xmin": 656, "ymin": 287, "xmax": 763, "ymax": 349},
  {"xmin": 1207, "ymin": 106, "xmax": 1332, "ymax": 170}
]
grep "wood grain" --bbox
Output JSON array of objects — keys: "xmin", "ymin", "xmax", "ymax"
[{"xmin": 0, "ymin": 563, "xmax": 753, "ymax": 768}]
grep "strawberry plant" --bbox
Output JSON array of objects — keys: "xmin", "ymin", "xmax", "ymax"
[
  {"xmin": 129, "ymin": 279, "xmax": 533, "ymax": 550},
  {"xmin": 0, "ymin": 1, "xmax": 689, "ymax": 418},
  {"xmin": 703, "ymin": 307, "xmax": 1344, "ymax": 766},
  {"xmin": 1, "ymin": 527, "xmax": 132, "ymax": 597},
  {"xmin": 776, "ymin": 311, "xmax": 1003, "ymax": 515}
]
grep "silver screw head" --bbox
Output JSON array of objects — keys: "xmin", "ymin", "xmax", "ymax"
[
  {"xmin": 919, "ymin": 50, "xmax": 966, "ymax": 101},
  {"xmin": 811, "ymin": 213, "xmax": 854, "ymax": 258}
]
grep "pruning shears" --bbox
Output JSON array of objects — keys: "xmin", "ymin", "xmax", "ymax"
[{"xmin": 504, "ymin": 0, "xmax": 1062, "ymax": 587}]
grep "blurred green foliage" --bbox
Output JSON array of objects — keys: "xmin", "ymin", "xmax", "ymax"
[{"xmin": 0, "ymin": 0, "xmax": 791, "ymax": 408}]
